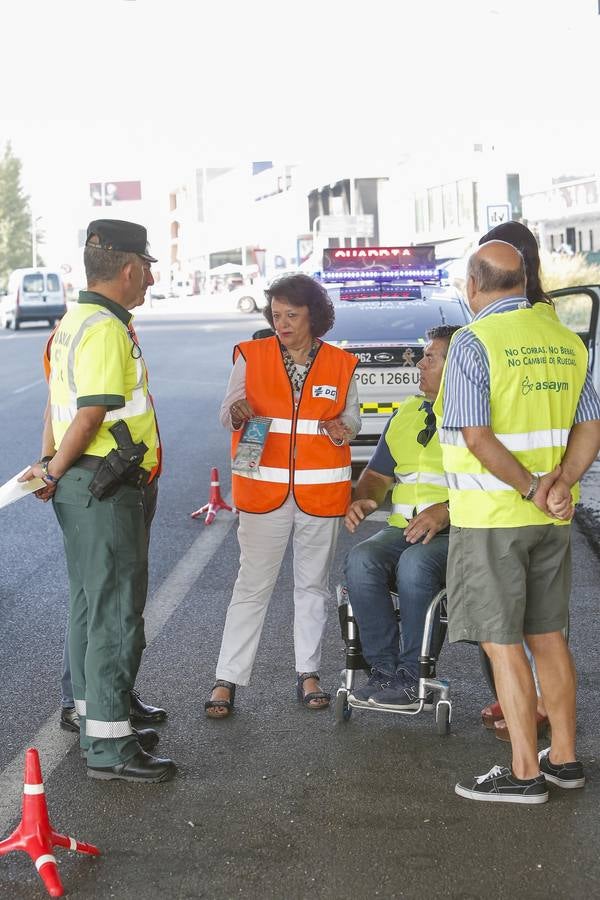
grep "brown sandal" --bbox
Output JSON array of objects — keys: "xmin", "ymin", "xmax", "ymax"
[{"xmin": 205, "ymin": 680, "xmax": 236, "ymax": 719}]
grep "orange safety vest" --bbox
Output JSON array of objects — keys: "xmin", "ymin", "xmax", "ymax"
[
  {"xmin": 43, "ymin": 321, "xmax": 162, "ymax": 482},
  {"xmin": 231, "ymin": 336, "xmax": 357, "ymax": 517}
]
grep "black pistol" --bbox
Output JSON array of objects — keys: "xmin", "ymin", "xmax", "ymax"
[{"xmin": 88, "ymin": 420, "xmax": 148, "ymax": 500}]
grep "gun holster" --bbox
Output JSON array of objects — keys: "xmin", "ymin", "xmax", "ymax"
[{"xmin": 88, "ymin": 420, "xmax": 149, "ymax": 500}]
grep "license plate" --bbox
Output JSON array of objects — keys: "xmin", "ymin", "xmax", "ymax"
[{"xmin": 354, "ymin": 367, "xmax": 420, "ymax": 388}]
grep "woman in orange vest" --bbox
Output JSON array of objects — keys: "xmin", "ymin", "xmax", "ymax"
[{"xmin": 205, "ymin": 274, "xmax": 360, "ymax": 716}]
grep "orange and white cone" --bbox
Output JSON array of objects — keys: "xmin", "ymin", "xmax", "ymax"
[
  {"xmin": 0, "ymin": 748, "xmax": 100, "ymax": 897},
  {"xmin": 190, "ymin": 466, "xmax": 234, "ymax": 525}
]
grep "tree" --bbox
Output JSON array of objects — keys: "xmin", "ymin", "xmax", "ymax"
[{"xmin": 0, "ymin": 142, "xmax": 39, "ymax": 287}]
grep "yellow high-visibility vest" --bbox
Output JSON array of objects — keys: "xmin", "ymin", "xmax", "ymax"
[
  {"xmin": 434, "ymin": 306, "xmax": 588, "ymax": 527},
  {"xmin": 49, "ymin": 301, "xmax": 158, "ymax": 471},
  {"xmin": 385, "ymin": 396, "xmax": 448, "ymax": 528}
]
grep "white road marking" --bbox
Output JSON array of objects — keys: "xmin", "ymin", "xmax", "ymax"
[
  {"xmin": 13, "ymin": 379, "xmax": 44, "ymax": 395},
  {"xmin": 0, "ymin": 498, "xmax": 237, "ymax": 834}
]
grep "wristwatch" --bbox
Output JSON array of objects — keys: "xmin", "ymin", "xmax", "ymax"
[
  {"xmin": 40, "ymin": 459, "xmax": 59, "ymax": 484},
  {"xmin": 522, "ymin": 473, "xmax": 540, "ymax": 501}
]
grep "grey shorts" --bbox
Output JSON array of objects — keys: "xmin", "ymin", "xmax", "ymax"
[{"xmin": 446, "ymin": 524, "xmax": 571, "ymax": 644}]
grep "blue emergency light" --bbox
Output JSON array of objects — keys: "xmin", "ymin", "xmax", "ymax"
[{"xmin": 321, "ymin": 267, "xmax": 438, "ymax": 282}]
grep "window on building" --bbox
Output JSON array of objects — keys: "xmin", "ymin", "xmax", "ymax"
[
  {"xmin": 427, "ymin": 186, "xmax": 444, "ymax": 233},
  {"xmin": 442, "ymin": 182, "xmax": 458, "ymax": 229},
  {"xmin": 578, "ymin": 230, "xmax": 583, "ymax": 252},
  {"xmin": 550, "ymin": 234, "xmax": 555, "ymax": 252},
  {"xmin": 590, "ymin": 229, "xmax": 594, "ymax": 251},
  {"xmin": 457, "ymin": 179, "xmax": 475, "ymax": 228},
  {"xmin": 415, "ymin": 194, "xmax": 427, "ymax": 233}
]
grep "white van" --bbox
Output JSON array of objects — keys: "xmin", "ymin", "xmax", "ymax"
[{"xmin": 1, "ymin": 267, "xmax": 67, "ymax": 330}]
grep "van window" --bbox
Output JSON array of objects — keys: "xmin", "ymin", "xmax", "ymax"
[
  {"xmin": 553, "ymin": 291, "xmax": 593, "ymax": 337},
  {"xmin": 46, "ymin": 273, "xmax": 61, "ymax": 291},
  {"xmin": 23, "ymin": 273, "xmax": 45, "ymax": 293}
]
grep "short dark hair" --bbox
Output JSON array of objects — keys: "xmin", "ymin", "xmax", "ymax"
[
  {"xmin": 426, "ymin": 324, "xmax": 462, "ymax": 352},
  {"xmin": 84, "ymin": 243, "xmax": 137, "ymax": 285},
  {"xmin": 263, "ymin": 274, "xmax": 335, "ymax": 338},
  {"xmin": 467, "ymin": 254, "xmax": 526, "ymax": 294}
]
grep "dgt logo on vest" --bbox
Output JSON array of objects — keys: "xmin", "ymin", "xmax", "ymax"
[{"xmin": 313, "ymin": 385, "xmax": 338, "ymax": 400}]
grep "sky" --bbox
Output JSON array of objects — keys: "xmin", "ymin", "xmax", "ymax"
[{"xmin": 1, "ymin": 0, "xmax": 599, "ymax": 262}]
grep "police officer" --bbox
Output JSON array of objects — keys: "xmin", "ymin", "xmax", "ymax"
[
  {"xmin": 22, "ymin": 220, "xmax": 176, "ymax": 783},
  {"xmin": 40, "ymin": 303, "xmax": 168, "ymax": 734}
]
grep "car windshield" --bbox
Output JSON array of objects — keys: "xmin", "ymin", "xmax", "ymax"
[{"xmin": 326, "ymin": 297, "xmax": 470, "ymax": 343}]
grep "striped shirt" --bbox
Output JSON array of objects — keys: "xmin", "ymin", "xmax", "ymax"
[{"xmin": 441, "ymin": 297, "xmax": 600, "ymax": 428}]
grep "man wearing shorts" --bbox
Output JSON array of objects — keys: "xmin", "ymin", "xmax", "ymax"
[{"xmin": 435, "ymin": 240, "xmax": 600, "ymax": 804}]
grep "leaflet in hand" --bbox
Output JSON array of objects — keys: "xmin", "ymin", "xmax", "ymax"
[
  {"xmin": 232, "ymin": 416, "xmax": 272, "ymax": 475},
  {"xmin": 0, "ymin": 468, "xmax": 46, "ymax": 511}
]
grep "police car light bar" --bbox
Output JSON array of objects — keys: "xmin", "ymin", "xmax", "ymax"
[{"xmin": 321, "ymin": 246, "xmax": 437, "ymax": 282}]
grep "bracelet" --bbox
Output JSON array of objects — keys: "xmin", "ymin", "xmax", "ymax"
[
  {"xmin": 40, "ymin": 459, "xmax": 59, "ymax": 484},
  {"xmin": 522, "ymin": 473, "xmax": 540, "ymax": 501}
]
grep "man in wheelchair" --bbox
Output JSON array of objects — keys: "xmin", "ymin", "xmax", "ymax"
[{"xmin": 343, "ymin": 325, "xmax": 460, "ymax": 710}]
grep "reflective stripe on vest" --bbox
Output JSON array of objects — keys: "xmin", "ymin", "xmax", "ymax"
[
  {"xmin": 438, "ymin": 426, "xmax": 570, "ymax": 452},
  {"xmin": 234, "ymin": 464, "xmax": 352, "ymax": 484},
  {"xmin": 385, "ymin": 396, "xmax": 448, "ymax": 529},
  {"xmin": 268, "ymin": 417, "xmax": 322, "ymax": 435},
  {"xmin": 434, "ymin": 307, "xmax": 588, "ymax": 528},
  {"xmin": 395, "ymin": 471, "xmax": 448, "ymax": 487},
  {"xmin": 231, "ymin": 337, "xmax": 357, "ymax": 516}
]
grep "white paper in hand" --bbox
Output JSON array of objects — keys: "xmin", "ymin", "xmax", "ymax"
[{"xmin": 0, "ymin": 467, "xmax": 46, "ymax": 511}]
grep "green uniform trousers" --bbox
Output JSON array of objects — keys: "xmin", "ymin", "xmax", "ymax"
[{"xmin": 53, "ymin": 466, "xmax": 150, "ymax": 767}]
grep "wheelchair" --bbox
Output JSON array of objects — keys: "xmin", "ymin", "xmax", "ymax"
[{"xmin": 335, "ymin": 584, "xmax": 452, "ymax": 735}]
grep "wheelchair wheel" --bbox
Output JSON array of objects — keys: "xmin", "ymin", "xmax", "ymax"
[
  {"xmin": 335, "ymin": 689, "xmax": 352, "ymax": 723},
  {"xmin": 435, "ymin": 700, "xmax": 451, "ymax": 735}
]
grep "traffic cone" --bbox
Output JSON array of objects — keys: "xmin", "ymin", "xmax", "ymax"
[
  {"xmin": 0, "ymin": 748, "xmax": 100, "ymax": 897},
  {"xmin": 190, "ymin": 466, "xmax": 234, "ymax": 525}
]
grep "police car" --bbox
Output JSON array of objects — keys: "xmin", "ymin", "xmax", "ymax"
[{"xmin": 321, "ymin": 246, "xmax": 471, "ymax": 463}]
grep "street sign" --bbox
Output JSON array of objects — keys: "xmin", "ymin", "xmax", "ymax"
[{"xmin": 486, "ymin": 203, "xmax": 512, "ymax": 230}]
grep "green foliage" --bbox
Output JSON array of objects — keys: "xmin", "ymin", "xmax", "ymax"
[
  {"xmin": 0, "ymin": 142, "xmax": 37, "ymax": 287},
  {"xmin": 540, "ymin": 252, "xmax": 600, "ymax": 292}
]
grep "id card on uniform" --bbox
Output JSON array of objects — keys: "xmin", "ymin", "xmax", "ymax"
[{"xmin": 232, "ymin": 416, "xmax": 272, "ymax": 475}]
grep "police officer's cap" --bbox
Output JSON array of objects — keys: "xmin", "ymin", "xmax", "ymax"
[{"xmin": 86, "ymin": 219, "xmax": 158, "ymax": 263}]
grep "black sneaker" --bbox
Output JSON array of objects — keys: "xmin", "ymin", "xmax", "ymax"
[
  {"xmin": 348, "ymin": 668, "xmax": 394, "ymax": 706},
  {"xmin": 538, "ymin": 748, "xmax": 585, "ymax": 789},
  {"xmin": 367, "ymin": 673, "xmax": 434, "ymax": 711},
  {"xmin": 455, "ymin": 765, "xmax": 548, "ymax": 804}
]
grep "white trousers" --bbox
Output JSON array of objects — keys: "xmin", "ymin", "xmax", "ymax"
[{"xmin": 216, "ymin": 496, "xmax": 341, "ymax": 685}]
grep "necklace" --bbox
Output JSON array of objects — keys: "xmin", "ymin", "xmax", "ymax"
[{"xmin": 281, "ymin": 339, "xmax": 319, "ymax": 394}]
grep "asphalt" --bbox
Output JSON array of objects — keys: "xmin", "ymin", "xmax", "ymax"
[{"xmin": 0, "ymin": 313, "xmax": 599, "ymax": 899}]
